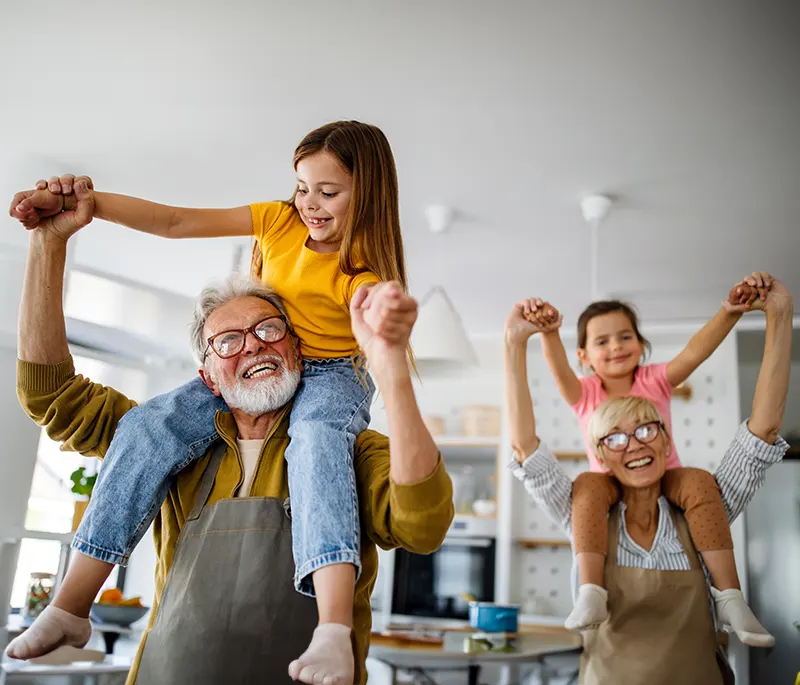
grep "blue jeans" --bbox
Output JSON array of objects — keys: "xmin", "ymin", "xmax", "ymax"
[{"xmin": 74, "ymin": 358, "xmax": 373, "ymax": 597}]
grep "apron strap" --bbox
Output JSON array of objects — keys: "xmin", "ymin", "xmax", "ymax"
[
  {"xmin": 668, "ymin": 505, "xmax": 701, "ymax": 571},
  {"xmin": 187, "ymin": 440, "xmax": 228, "ymax": 521},
  {"xmin": 606, "ymin": 504, "xmax": 622, "ymax": 568}
]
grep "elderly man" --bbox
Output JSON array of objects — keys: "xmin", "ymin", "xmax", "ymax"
[{"xmin": 8, "ymin": 185, "xmax": 454, "ymax": 684}]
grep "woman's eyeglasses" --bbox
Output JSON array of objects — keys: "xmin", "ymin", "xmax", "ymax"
[{"xmin": 598, "ymin": 421, "xmax": 662, "ymax": 452}]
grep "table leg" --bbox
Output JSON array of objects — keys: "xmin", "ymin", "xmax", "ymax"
[
  {"xmin": 539, "ymin": 659, "xmax": 550, "ymax": 685},
  {"xmin": 498, "ymin": 663, "xmax": 521, "ymax": 685},
  {"xmin": 467, "ymin": 665, "xmax": 480, "ymax": 685},
  {"xmin": 101, "ymin": 632, "xmax": 120, "ymax": 655}
]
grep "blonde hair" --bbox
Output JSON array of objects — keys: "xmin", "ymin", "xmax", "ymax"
[{"xmin": 587, "ymin": 397, "xmax": 669, "ymax": 460}]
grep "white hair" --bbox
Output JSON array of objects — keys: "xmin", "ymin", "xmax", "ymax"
[{"xmin": 189, "ymin": 276, "xmax": 295, "ymax": 364}]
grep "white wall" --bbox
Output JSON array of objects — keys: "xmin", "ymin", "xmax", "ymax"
[{"xmin": 737, "ymin": 329, "xmax": 800, "ymax": 436}]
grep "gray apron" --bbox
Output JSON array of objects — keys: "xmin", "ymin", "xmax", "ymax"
[{"xmin": 135, "ymin": 441, "xmax": 319, "ymax": 684}]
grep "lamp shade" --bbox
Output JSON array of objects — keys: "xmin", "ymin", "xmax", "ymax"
[{"xmin": 411, "ymin": 286, "xmax": 477, "ymax": 370}]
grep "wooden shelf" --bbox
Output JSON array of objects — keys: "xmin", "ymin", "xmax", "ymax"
[
  {"xmin": 434, "ymin": 436, "xmax": 500, "ymax": 448},
  {"xmin": 554, "ymin": 451, "xmax": 585, "ymax": 461},
  {"xmin": 673, "ymin": 383, "xmax": 692, "ymax": 401},
  {"xmin": 516, "ymin": 538, "xmax": 571, "ymax": 549}
]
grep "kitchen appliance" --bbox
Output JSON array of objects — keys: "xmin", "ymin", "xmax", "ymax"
[
  {"xmin": 391, "ymin": 536, "xmax": 495, "ymax": 621},
  {"xmin": 745, "ymin": 454, "xmax": 800, "ymax": 685}
]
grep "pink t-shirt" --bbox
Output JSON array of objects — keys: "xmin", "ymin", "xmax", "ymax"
[{"xmin": 571, "ymin": 362, "xmax": 682, "ymax": 473}]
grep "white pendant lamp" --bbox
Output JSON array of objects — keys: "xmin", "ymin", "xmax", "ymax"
[
  {"xmin": 410, "ymin": 205, "xmax": 477, "ymax": 372},
  {"xmin": 411, "ymin": 286, "xmax": 477, "ymax": 370}
]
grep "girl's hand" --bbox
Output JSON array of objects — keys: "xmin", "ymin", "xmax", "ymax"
[
  {"xmin": 723, "ymin": 282, "xmax": 759, "ymax": 313},
  {"xmin": 505, "ymin": 298, "xmax": 562, "ymax": 344},
  {"xmin": 528, "ymin": 299, "xmax": 562, "ymax": 332}
]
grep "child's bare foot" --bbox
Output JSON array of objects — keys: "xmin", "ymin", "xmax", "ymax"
[
  {"xmin": 564, "ymin": 584, "xmax": 608, "ymax": 631},
  {"xmin": 4, "ymin": 606, "xmax": 91, "ymax": 660},
  {"xmin": 288, "ymin": 623, "xmax": 353, "ymax": 685},
  {"xmin": 712, "ymin": 588, "xmax": 774, "ymax": 648}
]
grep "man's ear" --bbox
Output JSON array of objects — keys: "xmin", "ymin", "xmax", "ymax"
[{"xmin": 198, "ymin": 366, "xmax": 222, "ymax": 396}]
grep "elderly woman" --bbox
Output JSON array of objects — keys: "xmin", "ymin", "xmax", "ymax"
[{"xmin": 503, "ymin": 278, "xmax": 792, "ymax": 685}]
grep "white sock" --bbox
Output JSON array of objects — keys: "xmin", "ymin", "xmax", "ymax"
[
  {"xmin": 4, "ymin": 606, "xmax": 92, "ymax": 660},
  {"xmin": 288, "ymin": 623, "xmax": 354, "ymax": 685},
  {"xmin": 564, "ymin": 583, "xmax": 609, "ymax": 631},
  {"xmin": 712, "ymin": 587, "xmax": 774, "ymax": 648}
]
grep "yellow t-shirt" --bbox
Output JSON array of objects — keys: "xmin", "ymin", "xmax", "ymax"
[{"xmin": 250, "ymin": 201, "xmax": 380, "ymax": 359}]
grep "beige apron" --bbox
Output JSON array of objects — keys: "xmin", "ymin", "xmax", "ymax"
[
  {"xmin": 580, "ymin": 504, "xmax": 735, "ymax": 685},
  {"xmin": 135, "ymin": 441, "xmax": 321, "ymax": 684}
]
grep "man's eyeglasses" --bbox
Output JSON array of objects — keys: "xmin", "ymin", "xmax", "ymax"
[
  {"xmin": 204, "ymin": 316, "xmax": 289, "ymax": 360},
  {"xmin": 598, "ymin": 421, "xmax": 663, "ymax": 452}
]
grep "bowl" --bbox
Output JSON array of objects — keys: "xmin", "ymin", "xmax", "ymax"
[{"xmin": 90, "ymin": 603, "xmax": 149, "ymax": 627}]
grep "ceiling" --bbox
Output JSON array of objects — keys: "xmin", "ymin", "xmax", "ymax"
[{"xmin": 2, "ymin": 0, "xmax": 798, "ymax": 334}]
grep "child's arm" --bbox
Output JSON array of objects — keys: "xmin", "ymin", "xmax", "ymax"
[
  {"xmin": 94, "ymin": 192, "xmax": 253, "ymax": 239},
  {"xmin": 665, "ymin": 278, "xmax": 760, "ymax": 387},
  {"xmin": 16, "ymin": 175, "xmax": 252, "ymax": 239},
  {"xmin": 529, "ymin": 299, "xmax": 582, "ymax": 406}
]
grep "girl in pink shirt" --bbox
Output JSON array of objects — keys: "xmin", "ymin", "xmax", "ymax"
[{"xmin": 517, "ymin": 275, "xmax": 773, "ymax": 646}]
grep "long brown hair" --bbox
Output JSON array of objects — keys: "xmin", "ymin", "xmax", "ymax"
[{"xmin": 251, "ymin": 120, "xmax": 408, "ymax": 292}]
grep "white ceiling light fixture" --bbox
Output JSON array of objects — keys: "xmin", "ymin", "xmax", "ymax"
[
  {"xmin": 411, "ymin": 205, "xmax": 477, "ymax": 373},
  {"xmin": 580, "ymin": 194, "xmax": 613, "ymax": 300},
  {"xmin": 411, "ymin": 286, "xmax": 477, "ymax": 372},
  {"xmin": 424, "ymin": 205, "xmax": 455, "ymax": 234}
]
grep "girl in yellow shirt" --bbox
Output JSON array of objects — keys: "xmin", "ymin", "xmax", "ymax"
[{"xmin": 10, "ymin": 121, "xmax": 410, "ymax": 685}]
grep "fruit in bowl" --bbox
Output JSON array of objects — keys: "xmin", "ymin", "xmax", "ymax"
[{"xmin": 90, "ymin": 588, "xmax": 149, "ymax": 627}]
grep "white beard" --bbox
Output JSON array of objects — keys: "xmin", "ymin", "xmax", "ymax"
[{"xmin": 217, "ymin": 362, "xmax": 301, "ymax": 415}]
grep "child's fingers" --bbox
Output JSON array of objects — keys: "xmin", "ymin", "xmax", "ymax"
[{"xmin": 35, "ymin": 179, "xmax": 47, "ymax": 190}]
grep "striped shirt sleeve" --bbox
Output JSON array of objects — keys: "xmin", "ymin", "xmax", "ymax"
[
  {"xmin": 715, "ymin": 421, "xmax": 789, "ymax": 523},
  {"xmin": 508, "ymin": 443, "xmax": 573, "ymax": 535}
]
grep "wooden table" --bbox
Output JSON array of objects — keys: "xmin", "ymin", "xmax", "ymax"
[
  {"xmin": 0, "ymin": 655, "xmax": 131, "ymax": 685},
  {"xmin": 370, "ymin": 630, "xmax": 581, "ymax": 685}
]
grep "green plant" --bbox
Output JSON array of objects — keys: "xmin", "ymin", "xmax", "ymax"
[{"xmin": 69, "ymin": 466, "xmax": 97, "ymax": 498}]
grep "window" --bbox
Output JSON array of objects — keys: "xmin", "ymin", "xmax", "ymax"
[
  {"xmin": 11, "ymin": 355, "xmax": 148, "ymax": 608},
  {"xmin": 23, "ymin": 355, "xmax": 149, "ymax": 536}
]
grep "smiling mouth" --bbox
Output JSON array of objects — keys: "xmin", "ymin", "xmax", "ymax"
[
  {"xmin": 242, "ymin": 362, "xmax": 278, "ymax": 379},
  {"xmin": 305, "ymin": 216, "xmax": 331, "ymax": 226},
  {"xmin": 625, "ymin": 456, "xmax": 654, "ymax": 470}
]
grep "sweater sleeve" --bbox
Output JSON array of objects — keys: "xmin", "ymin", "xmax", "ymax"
[
  {"xmin": 354, "ymin": 429, "xmax": 454, "ymax": 553},
  {"xmin": 17, "ymin": 357, "xmax": 138, "ymax": 459}
]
